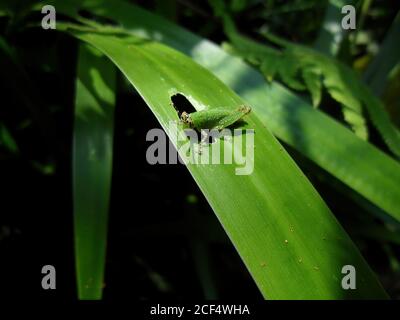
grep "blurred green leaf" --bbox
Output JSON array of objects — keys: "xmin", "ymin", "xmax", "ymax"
[
  {"xmin": 313, "ymin": 0, "xmax": 357, "ymax": 56},
  {"xmin": 364, "ymin": 12, "xmax": 400, "ymax": 97},
  {"xmin": 73, "ymin": 43, "xmax": 116, "ymax": 299},
  {"xmin": 220, "ymin": 15, "xmax": 400, "ymax": 153},
  {"xmin": 0, "ymin": 123, "xmax": 18, "ymax": 154},
  {"xmin": 302, "ymin": 67, "xmax": 322, "ymax": 108}
]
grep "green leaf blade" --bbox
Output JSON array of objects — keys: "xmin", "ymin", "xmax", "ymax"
[{"xmin": 73, "ymin": 44, "xmax": 116, "ymax": 299}]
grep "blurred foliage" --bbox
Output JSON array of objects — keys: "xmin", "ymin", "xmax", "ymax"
[
  {"xmin": 0, "ymin": 123, "xmax": 18, "ymax": 154},
  {"xmin": 73, "ymin": 44, "xmax": 116, "ymax": 299},
  {"xmin": 210, "ymin": 0, "xmax": 400, "ymax": 157}
]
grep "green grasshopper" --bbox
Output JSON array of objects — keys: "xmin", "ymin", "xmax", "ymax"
[
  {"xmin": 180, "ymin": 105, "xmax": 251, "ymax": 131},
  {"xmin": 179, "ymin": 105, "xmax": 251, "ymax": 153}
]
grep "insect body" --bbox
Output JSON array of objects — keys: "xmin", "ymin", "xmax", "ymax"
[{"xmin": 180, "ymin": 105, "xmax": 251, "ymax": 131}]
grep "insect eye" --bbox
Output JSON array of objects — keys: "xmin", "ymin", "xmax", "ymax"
[{"xmin": 180, "ymin": 112, "xmax": 188, "ymax": 122}]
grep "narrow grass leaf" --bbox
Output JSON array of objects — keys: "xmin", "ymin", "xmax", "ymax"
[{"xmin": 73, "ymin": 43, "xmax": 116, "ymax": 299}]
